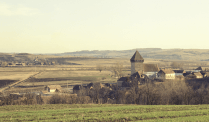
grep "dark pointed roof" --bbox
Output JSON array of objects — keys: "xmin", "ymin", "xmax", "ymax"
[
  {"xmin": 195, "ymin": 66, "xmax": 202, "ymax": 70},
  {"xmin": 130, "ymin": 51, "xmax": 144, "ymax": 61}
]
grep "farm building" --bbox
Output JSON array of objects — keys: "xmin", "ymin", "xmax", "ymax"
[
  {"xmin": 194, "ymin": 66, "xmax": 209, "ymax": 72},
  {"xmin": 90, "ymin": 82, "xmax": 104, "ymax": 89},
  {"xmin": 117, "ymin": 77, "xmax": 128, "ymax": 87},
  {"xmin": 183, "ymin": 71, "xmax": 193, "ymax": 77},
  {"xmin": 201, "ymin": 72, "xmax": 209, "ymax": 78},
  {"xmin": 157, "ymin": 69, "xmax": 175, "ymax": 79},
  {"xmin": 73, "ymin": 85, "xmax": 82, "ymax": 94},
  {"xmin": 45, "ymin": 85, "xmax": 62, "ymax": 93},
  {"xmin": 118, "ymin": 71, "xmax": 151, "ymax": 88},
  {"xmin": 193, "ymin": 72, "xmax": 203, "ymax": 79},
  {"xmin": 73, "ymin": 82, "xmax": 105, "ymax": 94},
  {"xmin": 131, "ymin": 71, "xmax": 144, "ymax": 78},
  {"xmin": 173, "ymin": 70, "xmax": 186, "ymax": 76},
  {"xmin": 194, "ymin": 66, "xmax": 203, "ymax": 72},
  {"xmin": 143, "ymin": 64, "xmax": 159, "ymax": 78}
]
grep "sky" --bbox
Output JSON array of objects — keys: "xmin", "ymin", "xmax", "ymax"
[{"xmin": 0, "ymin": 0, "xmax": 209, "ymax": 53}]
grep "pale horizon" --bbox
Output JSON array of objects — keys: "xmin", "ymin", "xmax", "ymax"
[{"xmin": 1, "ymin": 0, "xmax": 209, "ymax": 53}]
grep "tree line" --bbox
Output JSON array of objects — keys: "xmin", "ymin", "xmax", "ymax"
[{"xmin": 1, "ymin": 78, "xmax": 209, "ymax": 105}]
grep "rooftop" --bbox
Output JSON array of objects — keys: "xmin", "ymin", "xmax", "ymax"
[
  {"xmin": 47, "ymin": 85, "xmax": 62, "ymax": 90},
  {"xmin": 160, "ymin": 69, "xmax": 175, "ymax": 74},
  {"xmin": 143, "ymin": 64, "xmax": 159, "ymax": 72},
  {"xmin": 130, "ymin": 51, "xmax": 144, "ymax": 62}
]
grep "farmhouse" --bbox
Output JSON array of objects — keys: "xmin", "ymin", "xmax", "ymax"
[
  {"xmin": 73, "ymin": 85, "xmax": 81, "ymax": 94},
  {"xmin": 193, "ymin": 72, "xmax": 203, "ymax": 79},
  {"xmin": 194, "ymin": 66, "xmax": 203, "ymax": 72},
  {"xmin": 173, "ymin": 70, "xmax": 186, "ymax": 76},
  {"xmin": 73, "ymin": 82, "xmax": 105, "ymax": 94},
  {"xmin": 157, "ymin": 69, "xmax": 175, "ymax": 79},
  {"xmin": 117, "ymin": 77, "xmax": 128, "ymax": 87},
  {"xmin": 183, "ymin": 71, "xmax": 192, "ymax": 77},
  {"xmin": 194, "ymin": 66, "xmax": 209, "ymax": 72},
  {"xmin": 45, "ymin": 85, "xmax": 62, "ymax": 93}
]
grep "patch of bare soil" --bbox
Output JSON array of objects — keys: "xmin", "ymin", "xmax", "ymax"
[{"xmin": 0, "ymin": 80, "xmax": 17, "ymax": 88}]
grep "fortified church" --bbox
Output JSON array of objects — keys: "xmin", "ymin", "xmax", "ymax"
[
  {"xmin": 117, "ymin": 51, "xmax": 159, "ymax": 87},
  {"xmin": 130, "ymin": 50, "xmax": 159, "ymax": 78}
]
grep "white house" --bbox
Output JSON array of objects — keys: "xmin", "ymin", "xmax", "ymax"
[
  {"xmin": 45, "ymin": 85, "xmax": 62, "ymax": 93},
  {"xmin": 157, "ymin": 69, "xmax": 175, "ymax": 79}
]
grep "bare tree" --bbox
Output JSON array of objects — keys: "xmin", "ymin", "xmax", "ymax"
[
  {"xmin": 141, "ymin": 81, "xmax": 161, "ymax": 105},
  {"xmin": 96, "ymin": 65, "xmax": 103, "ymax": 72},
  {"xmin": 114, "ymin": 90, "xmax": 125, "ymax": 104},
  {"xmin": 1, "ymin": 61, "xmax": 8, "ymax": 67},
  {"xmin": 159, "ymin": 80, "xmax": 194, "ymax": 105},
  {"xmin": 125, "ymin": 87, "xmax": 138, "ymax": 104},
  {"xmin": 89, "ymin": 83, "xmax": 101, "ymax": 104},
  {"xmin": 193, "ymin": 84, "xmax": 208, "ymax": 104},
  {"xmin": 110, "ymin": 63, "xmax": 123, "ymax": 79}
]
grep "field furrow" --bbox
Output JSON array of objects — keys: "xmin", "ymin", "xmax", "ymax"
[{"xmin": 0, "ymin": 104, "xmax": 209, "ymax": 122}]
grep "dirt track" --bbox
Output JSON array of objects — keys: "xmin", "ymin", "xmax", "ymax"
[{"xmin": 0, "ymin": 72, "xmax": 41, "ymax": 93}]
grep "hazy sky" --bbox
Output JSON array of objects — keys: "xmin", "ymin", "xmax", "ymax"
[{"xmin": 0, "ymin": 0, "xmax": 209, "ymax": 53}]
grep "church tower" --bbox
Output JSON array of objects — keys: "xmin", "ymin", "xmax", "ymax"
[{"xmin": 130, "ymin": 50, "xmax": 144, "ymax": 75}]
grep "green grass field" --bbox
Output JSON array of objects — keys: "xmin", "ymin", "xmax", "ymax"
[{"xmin": 0, "ymin": 104, "xmax": 209, "ymax": 122}]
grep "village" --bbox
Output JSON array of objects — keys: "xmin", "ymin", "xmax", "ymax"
[
  {"xmin": 0, "ymin": 50, "xmax": 209, "ymax": 105},
  {"xmin": 0, "ymin": 51, "xmax": 208, "ymax": 104},
  {"xmin": 117, "ymin": 50, "xmax": 208, "ymax": 87},
  {"xmin": 0, "ymin": 54, "xmax": 56, "ymax": 67},
  {"xmin": 1, "ymin": 0, "xmax": 209, "ymax": 121},
  {"xmin": 48, "ymin": 50, "xmax": 209, "ymax": 93}
]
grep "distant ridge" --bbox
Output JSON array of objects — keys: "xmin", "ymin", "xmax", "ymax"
[
  {"xmin": 1, "ymin": 48, "xmax": 209, "ymax": 61},
  {"xmin": 50, "ymin": 48, "xmax": 209, "ymax": 61}
]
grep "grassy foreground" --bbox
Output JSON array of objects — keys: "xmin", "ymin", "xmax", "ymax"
[{"xmin": 0, "ymin": 104, "xmax": 209, "ymax": 122}]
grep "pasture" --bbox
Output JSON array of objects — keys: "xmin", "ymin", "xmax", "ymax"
[
  {"xmin": 0, "ymin": 72, "xmax": 39, "ymax": 93},
  {"xmin": 8, "ymin": 70, "xmax": 119, "ymax": 93},
  {"xmin": 0, "ymin": 57, "xmax": 206, "ymax": 94},
  {"xmin": 0, "ymin": 72, "xmax": 37, "ymax": 81},
  {"xmin": 0, "ymin": 104, "xmax": 209, "ymax": 121}
]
